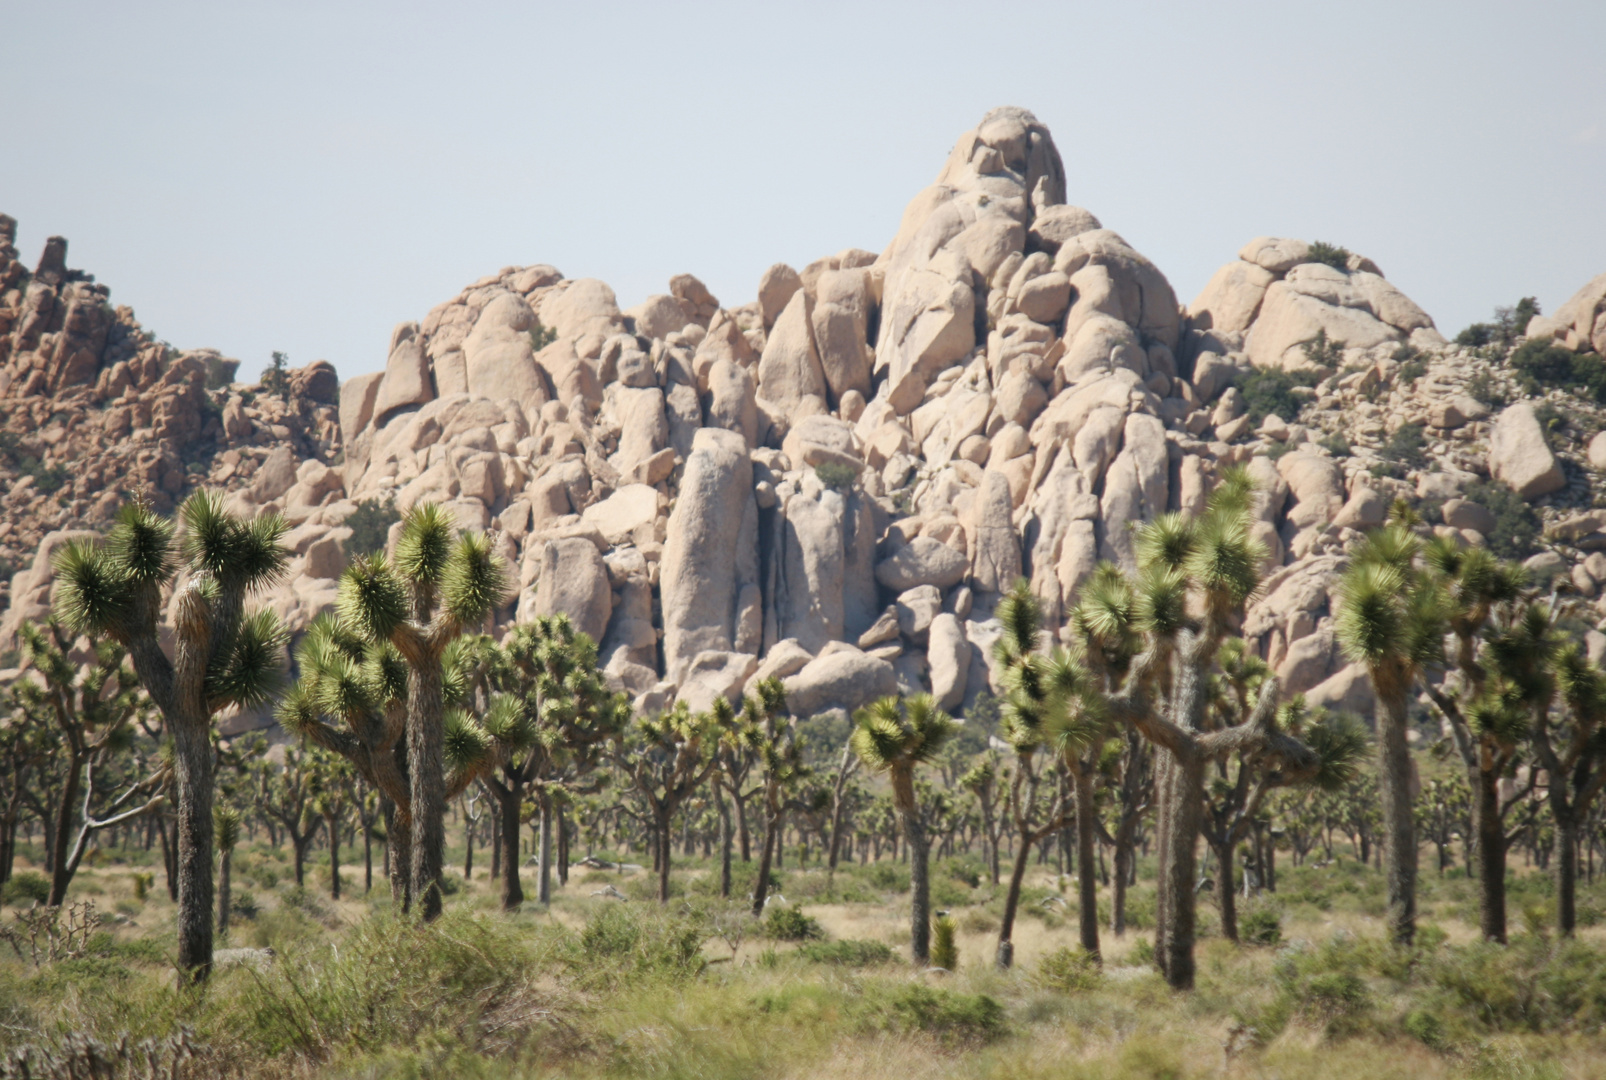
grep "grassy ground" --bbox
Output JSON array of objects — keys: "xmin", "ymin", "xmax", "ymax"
[{"xmin": 1, "ymin": 839, "xmax": 1604, "ymax": 1079}]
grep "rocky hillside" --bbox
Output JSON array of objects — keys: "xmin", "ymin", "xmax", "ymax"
[{"xmin": 6, "ymin": 107, "xmax": 1606, "ymax": 728}]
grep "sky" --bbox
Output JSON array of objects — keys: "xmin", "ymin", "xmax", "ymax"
[{"xmin": 2, "ymin": 1, "xmax": 1603, "ymax": 383}]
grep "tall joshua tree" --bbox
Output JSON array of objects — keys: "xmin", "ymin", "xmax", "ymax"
[
  {"xmin": 1334, "ymin": 511, "xmax": 1447, "ymax": 946},
  {"xmin": 617, "ymin": 699, "xmax": 725, "ymax": 903},
  {"xmin": 54, "ymin": 494, "xmax": 289, "ymax": 981},
  {"xmin": 336, "ymin": 504, "xmax": 506, "ymax": 920},
  {"xmin": 734, "ymin": 679, "xmax": 806, "ymax": 916},
  {"xmin": 850, "ymin": 693, "xmax": 955, "ymax": 966},
  {"xmin": 1541, "ymin": 644, "xmax": 1606, "ymax": 935},
  {"xmin": 1088, "ymin": 471, "xmax": 1333, "ymax": 989}
]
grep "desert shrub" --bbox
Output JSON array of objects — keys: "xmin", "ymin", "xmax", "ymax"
[
  {"xmin": 577, "ymin": 903, "xmax": 706, "ymax": 985},
  {"xmin": 231, "ymin": 891, "xmax": 260, "ymax": 920},
  {"xmin": 1423, "ymin": 937, "xmax": 1606, "ymax": 1035},
  {"xmin": 1319, "ymin": 432, "xmax": 1352, "ymax": 458},
  {"xmin": 1035, "ymin": 946, "xmax": 1101, "ymax": 992},
  {"xmin": 3, "ymin": 872, "xmax": 50, "ymax": 906},
  {"xmin": 237, "ymin": 911, "xmax": 567, "ymax": 1060},
  {"xmin": 528, "ymin": 321, "xmax": 557, "ymax": 352},
  {"xmin": 814, "ymin": 461, "xmax": 858, "ymax": 491},
  {"xmin": 870, "ymin": 983, "xmax": 1007, "ymax": 1045},
  {"xmin": 344, "ymin": 497, "xmax": 401, "ymax": 559},
  {"xmin": 796, "ymin": 939, "xmax": 894, "ymax": 967},
  {"xmin": 762, "ymin": 904, "xmax": 823, "ymax": 942},
  {"xmin": 261, "ymin": 350, "xmax": 291, "ymax": 399},
  {"xmin": 1459, "ymin": 479, "xmax": 1540, "ymax": 559},
  {"xmin": 930, "ymin": 875, "xmax": 975, "ymax": 909},
  {"xmin": 1236, "ymin": 367, "xmax": 1319, "ymax": 424},
  {"xmin": 1302, "ymin": 328, "xmax": 1348, "ymax": 368},
  {"xmin": 1509, "ymin": 339, "xmax": 1606, "ymax": 403},
  {"xmin": 959, "ymin": 908, "xmax": 998, "ymax": 934},
  {"xmin": 1382, "ymin": 422, "xmax": 1429, "ymax": 471},
  {"xmin": 1466, "ymin": 371, "xmax": 1510, "ymax": 409},
  {"xmin": 1240, "ymin": 904, "xmax": 1283, "ymax": 946},
  {"xmin": 865, "ymin": 862, "xmax": 909, "ymax": 894},
  {"xmin": 1307, "ymin": 241, "xmax": 1352, "ymax": 270},
  {"xmin": 930, "ymin": 913, "xmax": 959, "ymax": 971}
]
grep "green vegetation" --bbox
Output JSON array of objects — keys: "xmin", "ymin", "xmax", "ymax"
[
  {"xmin": 528, "ymin": 321, "xmax": 558, "ymax": 353},
  {"xmin": 1508, "ymin": 338, "xmax": 1606, "ymax": 402},
  {"xmin": 261, "ymin": 350, "xmax": 291, "ymax": 399},
  {"xmin": 1302, "ymin": 328, "xmax": 1347, "ymax": 369},
  {"xmin": 1455, "ymin": 297, "xmax": 1540, "ymax": 352},
  {"xmin": 0, "ymin": 431, "xmax": 70, "ymax": 495},
  {"xmin": 342, "ymin": 496, "xmax": 401, "ymax": 558},
  {"xmin": 1236, "ymin": 367, "xmax": 1319, "ymax": 424},
  {"xmin": 1458, "ymin": 479, "xmax": 1541, "ymax": 559},
  {"xmin": 814, "ymin": 460, "xmax": 859, "ymax": 491},
  {"xmin": 1306, "ymin": 241, "xmax": 1353, "ymax": 270}
]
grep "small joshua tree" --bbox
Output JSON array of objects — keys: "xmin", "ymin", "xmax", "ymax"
[
  {"xmin": 215, "ymin": 805, "xmax": 240, "ymax": 936},
  {"xmin": 850, "ymin": 694, "xmax": 955, "ymax": 966},
  {"xmin": 335, "ymin": 504, "xmax": 506, "ymax": 920},
  {"xmin": 54, "ymin": 493, "xmax": 288, "ymax": 982}
]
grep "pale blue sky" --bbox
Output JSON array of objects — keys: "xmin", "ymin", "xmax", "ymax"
[{"xmin": 3, "ymin": 1, "xmax": 1602, "ymax": 381}]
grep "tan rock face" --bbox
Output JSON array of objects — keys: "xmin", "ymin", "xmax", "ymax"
[{"xmin": 1489, "ymin": 402, "xmax": 1565, "ymax": 501}]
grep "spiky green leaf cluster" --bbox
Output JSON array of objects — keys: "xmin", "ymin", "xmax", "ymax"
[{"xmin": 850, "ymin": 694, "xmax": 956, "ymax": 774}]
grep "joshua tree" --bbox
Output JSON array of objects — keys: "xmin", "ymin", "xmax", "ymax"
[
  {"xmin": 617, "ymin": 700, "xmax": 725, "ymax": 903},
  {"xmin": 255, "ymin": 745, "xmax": 321, "ymax": 889},
  {"xmin": 277, "ymin": 615, "xmax": 413, "ymax": 906},
  {"xmin": 959, "ymin": 752, "xmax": 1004, "ymax": 886},
  {"xmin": 733, "ymin": 679, "xmax": 805, "ymax": 915},
  {"xmin": 1085, "ymin": 471, "xmax": 1334, "ymax": 989},
  {"xmin": 215, "ymin": 805, "xmax": 240, "ymax": 936},
  {"xmin": 470, "ymin": 615, "xmax": 626, "ymax": 909},
  {"xmin": 309, "ymin": 751, "xmax": 354, "ymax": 900},
  {"xmin": 1541, "ymin": 645, "xmax": 1606, "ymax": 934},
  {"xmin": 1334, "ymin": 512, "xmax": 1448, "ymax": 946},
  {"xmin": 850, "ymin": 693, "xmax": 955, "ymax": 966},
  {"xmin": 336, "ymin": 504, "xmax": 507, "ymax": 920},
  {"xmin": 986, "ymin": 583, "xmax": 1078, "ymax": 969},
  {"xmin": 15, "ymin": 621, "xmax": 168, "ymax": 905},
  {"xmin": 54, "ymin": 493, "xmax": 289, "ymax": 981}
]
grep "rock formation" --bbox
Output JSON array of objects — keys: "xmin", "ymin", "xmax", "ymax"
[{"xmin": 9, "ymin": 107, "xmax": 1606, "ymax": 727}]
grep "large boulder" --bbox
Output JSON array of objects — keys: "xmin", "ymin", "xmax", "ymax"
[
  {"xmin": 875, "ymin": 536, "xmax": 968, "ymax": 592},
  {"xmin": 530, "ymin": 537, "xmax": 612, "ymax": 644},
  {"xmin": 1488, "ymin": 402, "xmax": 1565, "ymax": 500},
  {"xmin": 374, "ymin": 322, "xmax": 433, "ymax": 420},
  {"xmin": 462, "ymin": 292, "xmax": 549, "ymax": 405},
  {"xmin": 756, "ymin": 289, "xmax": 827, "ymax": 416},
  {"xmin": 1524, "ymin": 271, "xmax": 1606, "ymax": 355},
  {"xmin": 781, "ymin": 647, "xmax": 899, "ymax": 718},
  {"xmin": 659, "ymin": 428, "xmax": 760, "ymax": 681},
  {"xmin": 927, "ymin": 612, "xmax": 971, "ymax": 710}
]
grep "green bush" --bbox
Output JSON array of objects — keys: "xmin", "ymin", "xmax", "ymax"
[
  {"xmin": 1307, "ymin": 241, "xmax": 1353, "ymax": 271},
  {"xmin": 3, "ymin": 871, "xmax": 50, "ymax": 906},
  {"xmin": 1237, "ymin": 367, "xmax": 1319, "ymax": 424},
  {"xmin": 865, "ymin": 862, "xmax": 909, "ymax": 894},
  {"xmin": 1459, "ymin": 480, "xmax": 1540, "ymax": 559},
  {"xmin": 1380, "ymin": 422, "xmax": 1430, "ymax": 472},
  {"xmin": 1035, "ymin": 946, "xmax": 1101, "ymax": 991},
  {"xmin": 814, "ymin": 461, "xmax": 859, "ymax": 492},
  {"xmin": 577, "ymin": 903, "xmax": 706, "ymax": 985},
  {"xmin": 763, "ymin": 904, "xmax": 824, "ymax": 941},
  {"xmin": 872, "ymin": 983, "xmax": 1007, "ymax": 1045},
  {"xmin": 1509, "ymin": 338, "xmax": 1606, "ymax": 403},
  {"xmin": 528, "ymin": 322, "xmax": 557, "ymax": 352},
  {"xmin": 344, "ymin": 497, "xmax": 401, "ymax": 559},
  {"xmin": 796, "ymin": 939, "xmax": 894, "ymax": 967},
  {"xmin": 1302, "ymin": 328, "xmax": 1347, "ymax": 368},
  {"xmin": 1466, "ymin": 371, "xmax": 1509, "ymax": 409},
  {"xmin": 1240, "ymin": 904, "xmax": 1283, "ymax": 946},
  {"xmin": 1319, "ymin": 433, "xmax": 1352, "ymax": 458}
]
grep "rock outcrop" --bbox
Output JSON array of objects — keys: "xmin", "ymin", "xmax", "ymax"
[{"xmin": 9, "ymin": 111, "xmax": 1606, "ymax": 733}]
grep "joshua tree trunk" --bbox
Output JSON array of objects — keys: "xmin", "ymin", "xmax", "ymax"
[
  {"xmin": 498, "ymin": 787, "xmax": 524, "ymax": 910},
  {"xmin": 364, "ymin": 824, "xmax": 373, "ymax": 894},
  {"xmin": 407, "ymin": 660, "xmax": 447, "ymax": 920},
  {"xmin": 1071, "ymin": 759, "xmax": 1101, "ymax": 960},
  {"xmin": 656, "ymin": 811, "xmax": 673, "ymax": 903},
  {"xmin": 537, "ymin": 793, "xmax": 553, "ymax": 905},
  {"xmin": 895, "ymin": 775, "xmax": 932, "ymax": 965},
  {"xmin": 384, "ymin": 799, "xmax": 412, "ymax": 911},
  {"xmin": 1214, "ymin": 839, "xmax": 1238, "ymax": 942},
  {"xmin": 1153, "ymin": 752, "xmax": 1204, "ymax": 989},
  {"xmin": 1556, "ymin": 815, "xmax": 1578, "ymax": 936},
  {"xmin": 1475, "ymin": 760, "xmax": 1507, "ymax": 944},
  {"xmin": 171, "ymin": 717, "xmax": 216, "ymax": 980},
  {"xmin": 46, "ymin": 746, "xmax": 84, "ymax": 907},
  {"xmin": 751, "ymin": 791, "xmax": 779, "ymax": 917},
  {"xmin": 1112, "ymin": 818, "xmax": 1134, "ymax": 935},
  {"xmin": 327, "ymin": 812, "xmax": 342, "ymax": 900},
  {"xmin": 1377, "ymin": 690, "xmax": 1418, "ymax": 946},
  {"xmin": 716, "ymin": 777, "xmax": 733, "ymax": 898}
]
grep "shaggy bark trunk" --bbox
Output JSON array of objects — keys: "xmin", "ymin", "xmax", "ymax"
[
  {"xmin": 384, "ymin": 798, "xmax": 412, "ymax": 911},
  {"xmin": 364, "ymin": 824, "xmax": 373, "ymax": 894},
  {"xmin": 655, "ymin": 806, "xmax": 674, "ymax": 903},
  {"xmin": 499, "ymin": 787, "xmax": 524, "ymax": 910},
  {"xmin": 1475, "ymin": 760, "xmax": 1507, "ymax": 944},
  {"xmin": 1556, "ymin": 816, "xmax": 1578, "ymax": 936},
  {"xmin": 1155, "ymin": 753, "xmax": 1203, "ymax": 989},
  {"xmin": 900, "ymin": 788, "xmax": 932, "ymax": 966},
  {"xmin": 995, "ymin": 831, "xmax": 1033, "ymax": 969},
  {"xmin": 1072, "ymin": 760, "xmax": 1100, "ymax": 960},
  {"xmin": 1112, "ymin": 817, "xmax": 1134, "ymax": 936},
  {"xmin": 1214, "ymin": 840, "xmax": 1238, "ymax": 942},
  {"xmin": 46, "ymin": 746, "xmax": 83, "ymax": 907},
  {"xmin": 407, "ymin": 660, "xmax": 446, "ymax": 920},
  {"xmin": 716, "ymin": 776, "xmax": 732, "ymax": 898},
  {"xmin": 751, "ymin": 807, "xmax": 777, "ymax": 917},
  {"xmin": 537, "ymin": 793, "xmax": 553, "ymax": 905},
  {"xmin": 171, "ymin": 716, "xmax": 215, "ymax": 980},
  {"xmin": 1378, "ymin": 689, "xmax": 1418, "ymax": 946},
  {"xmin": 327, "ymin": 813, "xmax": 341, "ymax": 900}
]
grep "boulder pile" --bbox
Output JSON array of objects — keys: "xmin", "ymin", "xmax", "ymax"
[{"xmin": 8, "ymin": 107, "xmax": 1606, "ymax": 725}]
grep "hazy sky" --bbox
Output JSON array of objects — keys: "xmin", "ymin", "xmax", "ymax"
[{"xmin": 3, "ymin": 1, "xmax": 1603, "ymax": 382}]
